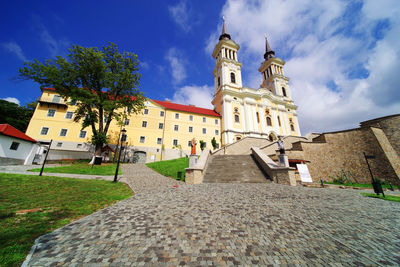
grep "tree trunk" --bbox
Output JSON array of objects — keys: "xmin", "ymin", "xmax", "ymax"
[{"xmin": 95, "ymin": 144, "xmax": 103, "ymax": 156}]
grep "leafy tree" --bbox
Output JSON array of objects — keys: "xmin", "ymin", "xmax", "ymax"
[
  {"xmin": 19, "ymin": 43, "xmax": 145, "ymax": 157},
  {"xmin": 0, "ymin": 99, "xmax": 37, "ymax": 132},
  {"xmin": 211, "ymin": 137, "xmax": 217, "ymax": 150},
  {"xmin": 199, "ymin": 140, "xmax": 205, "ymax": 151}
]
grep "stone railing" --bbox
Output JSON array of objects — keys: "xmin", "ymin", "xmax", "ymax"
[
  {"xmin": 251, "ymin": 147, "xmax": 297, "ymax": 186},
  {"xmin": 185, "ymin": 149, "xmax": 211, "ymax": 184}
]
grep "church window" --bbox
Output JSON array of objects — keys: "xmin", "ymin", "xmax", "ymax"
[
  {"xmin": 256, "ymin": 112, "xmax": 260, "ymax": 123},
  {"xmin": 290, "ymin": 124, "xmax": 295, "ymax": 131},
  {"xmin": 265, "ymin": 108, "xmax": 270, "ymax": 115},
  {"xmin": 235, "ymin": 114, "xmax": 240, "ymax": 123},
  {"xmin": 218, "ymin": 77, "xmax": 220, "ymax": 87},
  {"xmin": 266, "ymin": 116, "xmax": 272, "ymax": 126},
  {"xmin": 278, "ymin": 116, "xmax": 281, "ymax": 126},
  {"xmin": 230, "ymin": 72, "xmax": 236, "ymax": 84},
  {"xmin": 234, "ymin": 107, "xmax": 239, "ymax": 112},
  {"xmin": 282, "ymin": 87, "xmax": 287, "ymax": 97},
  {"xmin": 236, "ymin": 136, "xmax": 241, "ymax": 141}
]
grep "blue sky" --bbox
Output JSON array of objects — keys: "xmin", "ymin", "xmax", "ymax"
[{"xmin": 1, "ymin": 0, "xmax": 399, "ymax": 134}]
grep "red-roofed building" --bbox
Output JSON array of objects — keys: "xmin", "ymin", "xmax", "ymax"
[{"xmin": 0, "ymin": 124, "xmax": 39, "ymax": 165}]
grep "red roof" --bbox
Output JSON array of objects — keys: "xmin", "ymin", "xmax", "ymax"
[
  {"xmin": 152, "ymin": 100, "xmax": 221, "ymax": 117},
  {"xmin": 0, "ymin": 124, "xmax": 37, "ymax": 143},
  {"xmin": 41, "ymin": 88, "xmax": 220, "ymax": 117}
]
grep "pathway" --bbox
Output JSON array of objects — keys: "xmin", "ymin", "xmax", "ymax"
[{"xmin": 21, "ymin": 164, "xmax": 400, "ymax": 266}]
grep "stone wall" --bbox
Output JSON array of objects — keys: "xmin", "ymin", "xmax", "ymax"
[
  {"xmin": 295, "ymin": 126, "xmax": 400, "ymax": 185},
  {"xmin": 213, "ymin": 137, "xmax": 271, "ymax": 155}
]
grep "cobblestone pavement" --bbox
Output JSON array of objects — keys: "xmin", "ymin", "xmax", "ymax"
[{"xmin": 24, "ymin": 164, "xmax": 400, "ymax": 266}]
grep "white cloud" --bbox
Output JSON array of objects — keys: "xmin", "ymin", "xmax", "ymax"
[
  {"xmin": 1, "ymin": 97, "xmax": 20, "ymax": 105},
  {"xmin": 140, "ymin": 61, "xmax": 150, "ymax": 70},
  {"xmin": 1, "ymin": 41, "xmax": 27, "ymax": 61},
  {"xmin": 171, "ymin": 85, "xmax": 214, "ymax": 109},
  {"xmin": 168, "ymin": 0, "xmax": 192, "ymax": 32},
  {"xmin": 165, "ymin": 48, "xmax": 187, "ymax": 84},
  {"xmin": 208, "ymin": 0, "xmax": 400, "ymax": 134}
]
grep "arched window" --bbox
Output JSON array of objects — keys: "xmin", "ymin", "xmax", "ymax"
[
  {"xmin": 256, "ymin": 112, "xmax": 260, "ymax": 123},
  {"xmin": 277, "ymin": 116, "xmax": 281, "ymax": 126},
  {"xmin": 290, "ymin": 124, "xmax": 295, "ymax": 131},
  {"xmin": 266, "ymin": 116, "xmax": 272, "ymax": 126},
  {"xmin": 282, "ymin": 87, "xmax": 287, "ymax": 97},
  {"xmin": 235, "ymin": 114, "xmax": 240, "ymax": 123},
  {"xmin": 230, "ymin": 72, "xmax": 236, "ymax": 84}
]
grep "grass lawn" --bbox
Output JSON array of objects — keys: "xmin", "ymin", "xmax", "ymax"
[
  {"xmin": 361, "ymin": 193, "xmax": 400, "ymax": 202},
  {"xmin": 146, "ymin": 157, "xmax": 189, "ymax": 181},
  {"xmin": 0, "ymin": 173, "xmax": 132, "ymax": 267},
  {"xmin": 324, "ymin": 181, "xmax": 396, "ymax": 189},
  {"xmin": 28, "ymin": 163, "xmax": 121, "ymax": 175}
]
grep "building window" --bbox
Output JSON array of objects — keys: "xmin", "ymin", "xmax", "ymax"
[
  {"xmin": 203, "ymin": 117, "xmax": 206, "ymax": 123},
  {"xmin": 157, "ymin": 138, "xmax": 162, "ymax": 144},
  {"xmin": 52, "ymin": 95, "xmax": 61, "ymax": 103},
  {"xmin": 124, "ymin": 119, "xmax": 130, "ymax": 126},
  {"xmin": 278, "ymin": 116, "xmax": 281, "ymax": 126},
  {"xmin": 173, "ymin": 139, "xmax": 178, "ymax": 146},
  {"xmin": 140, "ymin": 136, "xmax": 145, "ymax": 143},
  {"xmin": 174, "ymin": 125, "xmax": 179, "ymax": 131},
  {"xmin": 142, "ymin": 121, "xmax": 147, "ymax": 127},
  {"xmin": 104, "ymin": 116, "xmax": 108, "ymax": 123},
  {"xmin": 56, "ymin": 142, "xmax": 62, "ymax": 147},
  {"xmin": 290, "ymin": 124, "xmax": 295, "ymax": 131},
  {"xmin": 59, "ymin": 128, "xmax": 68, "ymax": 137},
  {"xmin": 47, "ymin": 109, "xmax": 56, "ymax": 117},
  {"xmin": 144, "ymin": 109, "xmax": 149, "ymax": 115},
  {"xmin": 159, "ymin": 123, "xmax": 164, "ymax": 129},
  {"xmin": 188, "ymin": 140, "xmax": 192, "ymax": 147},
  {"xmin": 189, "ymin": 115, "xmax": 193, "ymax": 121},
  {"xmin": 77, "ymin": 144, "xmax": 82, "ymax": 148},
  {"xmin": 230, "ymin": 72, "xmax": 236, "ymax": 83},
  {"xmin": 10, "ymin": 142, "xmax": 19, "ymax": 150},
  {"xmin": 79, "ymin": 130, "xmax": 87, "ymax": 138},
  {"xmin": 282, "ymin": 87, "xmax": 287, "ymax": 97},
  {"xmin": 175, "ymin": 113, "xmax": 179, "ymax": 119},
  {"xmin": 216, "ymin": 143, "xmax": 220, "ymax": 149},
  {"xmin": 160, "ymin": 111, "xmax": 165, "ymax": 117},
  {"xmin": 40, "ymin": 127, "xmax": 49, "ymax": 135},
  {"xmin": 218, "ymin": 77, "xmax": 220, "ymax": 87},
  {"xmin": 189, "ymin": 126, "xmax": 193, "ymax": 133},
  {"xmin": 203, "ymin": 142, "xmax": 207, "ymax": 148},
  {"xmin": 235, "ymin": 114, "xmax": 240, "ymax": 123},
  {"xmin": 69, "ymin": 99, "xmax": 77, "ymax": 105},
  {"xmin": 215, "ymin": 119, "xmax": 218, "ymax": 125},
  {"xmin": 65, "ymin": 111, "xmax": 74, "ymax": 119},
  {"xmin": 215, "ymin": 129, "xmax": 219, "ymax": 135},
  {"xmin": 202, "ymin": 128, "xmax": 206, "ymax": 134},
  {"xmin": 256, "ymin": 112, "xmax": 260, "ymax": 123},
  {"xmin": 266, "ymin": 116, "xmax": 272, "ymax": 126}
]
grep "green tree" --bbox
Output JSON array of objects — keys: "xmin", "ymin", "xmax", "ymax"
[
  {"xmin": 199, "ymin": 140, "xmax": 205, "ymax": 151},
  {"xmin": 0, "ymin": 99, "xmax": 37, "ymax": 132},
  {"xmin": 19, "ymin": 43, "xmax": 145, "ymax": 157},
  {"xmin": 211, "ymin": 137, "xmax": 217, "ymax": 150}
]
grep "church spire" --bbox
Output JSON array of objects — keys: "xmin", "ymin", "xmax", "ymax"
[
  {"xmin": 263, "ymin": 35, "xmax": 275, "ymax": 60},
  {"xmin": 219, "ymin": 16, "xmax": 231, "ymax": 41}
]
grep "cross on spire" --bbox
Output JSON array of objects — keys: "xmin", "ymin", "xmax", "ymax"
[
  {"xmin": 264, "ymin": 35, "xmax": 275, "ymax": 60},
  {"xmin": 219, "ymin": 16, "xmax": 231, "ymax": 41}
]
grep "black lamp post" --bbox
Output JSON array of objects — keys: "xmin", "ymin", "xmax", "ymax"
[{"xmin": 114, "ymin": 129, "xmax": 127, "ymax": 183}]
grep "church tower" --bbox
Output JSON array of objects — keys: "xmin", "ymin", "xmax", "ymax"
[
  {"xmin": 212, "ymin": 19, "xmax": 301, "ymax": 146},
  {"xmin": 259, "ymin": 36, "xmax": 291, "ymax": 99}
]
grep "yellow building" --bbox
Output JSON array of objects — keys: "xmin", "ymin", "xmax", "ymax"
[{"xmin": 25, "ymin": 19, "xmax": 301, "ymax": 163}]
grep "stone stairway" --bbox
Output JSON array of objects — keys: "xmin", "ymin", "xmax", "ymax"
[{"xmin": 203, "ymin": 155, "xmax": 270, "ymax": 183}]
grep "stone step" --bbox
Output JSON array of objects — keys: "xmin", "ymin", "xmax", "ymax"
[{"xmin": 203, "ymin": 154, "xmax": 270, "ymax": 183}]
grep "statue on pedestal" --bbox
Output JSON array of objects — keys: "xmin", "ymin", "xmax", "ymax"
[
  {"xmin": 277, "ymin": 136, "xmax": 285, "ymax": 154},
  {"xmin": 190, "ymin": 138, "xmax": 197, "ymax": 155}
]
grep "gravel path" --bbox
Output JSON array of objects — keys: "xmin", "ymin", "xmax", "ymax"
[{"xmin": 23, "ymin": 164, "xmax": 400, "ymax": 266}]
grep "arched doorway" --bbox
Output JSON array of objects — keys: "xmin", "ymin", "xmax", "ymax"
[
  {"xmin": 133, "ymin": 151, "xmax": 147, "ymax": 163},
  {"xmin": 268, "ymin": 132, "xmax": 277, "ymax": 141}
]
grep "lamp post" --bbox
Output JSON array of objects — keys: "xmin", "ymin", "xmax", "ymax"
[{"xmin": 114, "ymin": 129, "xmax": 127, "ymax": 183}]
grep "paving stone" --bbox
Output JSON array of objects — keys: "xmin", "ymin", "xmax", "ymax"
[{"xmin": 25, "ymin": 163, "xmax": 400, "ymax": 266}]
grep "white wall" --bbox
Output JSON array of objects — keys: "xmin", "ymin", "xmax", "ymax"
[{"xmin": 0, "ymin": 135, "xmax": 35, "ymax": 161}]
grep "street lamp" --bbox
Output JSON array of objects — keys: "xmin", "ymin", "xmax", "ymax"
[{"xmin": 114, "ymin": 128, "xmax": 127, "ymax": 183}]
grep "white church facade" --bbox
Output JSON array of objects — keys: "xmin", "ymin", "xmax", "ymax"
[{"xmin": 211, "ymin": 18, "xmax": 301, "ymax": 145}]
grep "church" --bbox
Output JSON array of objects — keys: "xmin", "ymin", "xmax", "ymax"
[{"xmin": 25, "ymin": 19, "xmax": 301, "ymax": 163}]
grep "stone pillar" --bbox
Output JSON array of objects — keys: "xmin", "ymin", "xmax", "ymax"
[
  {"xmin": 278, "ymin": 154, "xmax": 289, "ymax": 167},
  {"xmin": 189, "ymin": 155, "xmax": 198, "ymax": 168}
]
